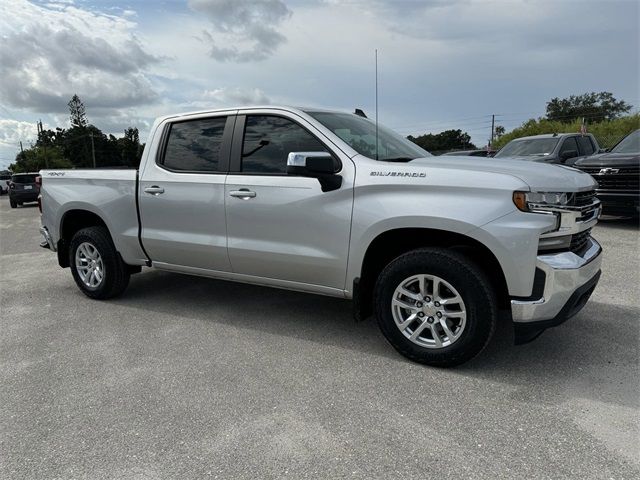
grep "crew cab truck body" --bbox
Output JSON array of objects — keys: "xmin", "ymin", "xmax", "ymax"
[{"xmin": 39, "ymin": 106, "xmax": 603, "ymax": 366}]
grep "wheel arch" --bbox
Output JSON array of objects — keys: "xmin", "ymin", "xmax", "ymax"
[
  {"xmin": 354, "ymin": 227, "xmax": 510, "ymax": 321},
  {"xmin": 57, "ymin": 209, "xmax": 110, "ymax": 268}
]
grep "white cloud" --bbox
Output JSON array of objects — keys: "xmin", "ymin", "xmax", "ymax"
[
  {"xmin": 202, "ymin": 87, "xmax": 271, "ymax": 105},
  {"xmin": 0, "ymin": 0, "xmax": 159, "ymax": 114},
  {"xmin": 188, "ymin": 0, "xmax": 292, "ymax": 62},
  {"xmin": 0, "ymin": 120, "xmax": 40, "ymax": 147}
]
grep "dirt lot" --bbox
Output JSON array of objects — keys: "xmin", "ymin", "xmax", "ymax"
[{"xmin": 1, "ymin": 196, "xmax": 638, "ymax": 479}]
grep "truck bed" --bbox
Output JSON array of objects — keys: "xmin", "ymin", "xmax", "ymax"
[{"xmin": 39, "ymin": 169, "xmax": 147, "ymax": 265}]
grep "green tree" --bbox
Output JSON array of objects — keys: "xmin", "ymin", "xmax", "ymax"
[
  {"xmin": 492, "ymin": 114, "xmax": 640, "ymax": 150},
  {"xmin": 10, "ymin": 95, "xmax": 147, "ymax": 171},
  {"xmin": 546, "ymin": 92, "xmax": 632, "ymax": 123},
  {"xmin": 407, "ymin": 129, "xmax": 476, "ymax": 153},
  {"xmin": 68, "ymin": 94, "xmax": 88, "ymax": 128},
  {"xmin": 9, "ymin": 145, "xmax": 73, "ymax": 173},
  {"xmin": 119, "ymin": 127, "xmax": 142, "ymax": 167}
]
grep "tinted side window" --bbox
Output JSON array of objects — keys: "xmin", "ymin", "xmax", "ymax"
[
  {"xmin": 577, "ymin": 136, "xmax": 595, "ymax": 155},
  {"xmin": 559, "ymin": 137, "xmax": 579, "ymax": 156},
  {"xmin": 163, "ymin": 117, "xmax": 227, "ymax": 172},
  {"xmin": 242, "ymin": 116, "xmax": 330, "ymax": 174}
]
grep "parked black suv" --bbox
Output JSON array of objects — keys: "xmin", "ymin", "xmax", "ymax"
[
  {"xmin": 8, "ymin": 173, "xmax": 40, "ymax": 208},
  {"xmin": 573, "ymin": 130, "xmax": 639, "ymax": 217}
]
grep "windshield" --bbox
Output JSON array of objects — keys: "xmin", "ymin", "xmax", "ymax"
[
  {"xmin": 11, "ymin": 174, "xmax": 37, "ymax": 184},
  {"xmin": 611, "ymin": 130, "xmax": 639, "ymax": 154},
  {"xmin": 495, "ymin": 138, "xmax": 559, "ymax": 157},
  {"xmin": 306, "ymin": 111, "xmax": 430, "ymax": 161}
]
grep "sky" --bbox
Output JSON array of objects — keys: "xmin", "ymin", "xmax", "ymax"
[{"xmin": 0, "ymin": 0, "xmax": 638, "ymax": 169}]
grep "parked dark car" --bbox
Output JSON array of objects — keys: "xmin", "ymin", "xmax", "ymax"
[
  {"xmin": 8, "ymin": 173, "xmax": 40, "ymax": 208},
  {"xmin": 442, "ymin": 149, "xmax": 497, "ymax": 157},
  {"xmin": 573, "ymin": 129, "xmax": 639, "ymax": 217},
  {"xmin": 0, "ymin": 171, "xmax": 11, "ymax": 195},
  {"xmin": 494, "ymin": 133, "xmax": 600, "ymax": 164}
]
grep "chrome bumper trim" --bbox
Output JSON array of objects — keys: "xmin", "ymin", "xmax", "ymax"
[
  {"xmin": 39, "ymin": 226, "xmax": 56, "ymax": 251},
  {"xmin": 511, "ymin": 237, "xmax": 602, "ymax": 323}
]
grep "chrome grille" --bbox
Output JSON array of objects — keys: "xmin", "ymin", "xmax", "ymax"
[
  {"xmin": 579, "ymin": 167, "xmax": 640, "ymax": 191},
  {"xmin": 570, "ymin": 228, "xmax": 592, "ymax": 255},
  {"xmin": 573, "ymin": 190, "xmax": 597, "ymax": 207}
]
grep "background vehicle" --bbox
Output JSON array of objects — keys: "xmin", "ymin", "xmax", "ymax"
[
  {"xmin": 38, "ymin": 106, "xmax": 602, "ymax": 367},
  {"xmin": 573, "ymin": 129, "xmax": 639, "ymax": 217},
  {"xmin": 441, "ymin": 149, "xmax": 496, "ymax": 157},
  {"xmin": 8, "ymin": 173, "xmax": 40, "ymax": 208},
  {"xmin": 494, "ymin": 133, "xmax": 600, "ymax": 164},
  {"xmin": 0, "ymin": 170, "xmax": 11, "ymax": 195}
]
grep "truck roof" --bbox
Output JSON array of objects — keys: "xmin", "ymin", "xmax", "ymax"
[{"xmin": 153, "ymin": 105, "xmax": 345, "ymax": 123}]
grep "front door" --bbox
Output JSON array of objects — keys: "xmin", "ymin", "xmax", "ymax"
[
  {"xmin": 138, "ymin": 114, "xmax": 235, "ymax": 271},
  {"xmin": 225, "ymin": 112, "xmax": 354, "ymax": 290}
]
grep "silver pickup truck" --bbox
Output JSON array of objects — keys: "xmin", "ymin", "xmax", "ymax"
[{"xmin": 39, "ymin": 106, "xmax": 603, "ymax": 366}]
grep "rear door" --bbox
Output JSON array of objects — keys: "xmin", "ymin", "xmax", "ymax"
[
  {"xmin": 224, "ymin": 110, "xmax": 355, "ymax": 290},
  {"xmin": 138, "ymin": 113, "xmax": 235, "ymax": 271}
]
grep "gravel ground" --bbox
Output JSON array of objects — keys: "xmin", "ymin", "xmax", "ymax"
[{"xmin": 1, "ymin": 196, "xmax": 638, "ymax": 479}]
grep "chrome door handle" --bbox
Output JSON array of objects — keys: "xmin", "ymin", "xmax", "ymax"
[
  {"xmin": 229, "ymin": 189, "xmax": 256, "ymax": 199},
  {"xmin": 144, "ymin": 186, "xmax": 165, "ymax": 195}
]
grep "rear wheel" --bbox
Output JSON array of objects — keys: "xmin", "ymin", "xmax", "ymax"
[
  {"xmin": 374, "ymin": 248, "xmax": 497, "ymax": 367},
  {"xmin": 9, "ymin": 199, "xmax": 17, "ymax": 208},
  {"xmin": 69, "ymin": 226, "xmax": 130, "ymax": 299}
]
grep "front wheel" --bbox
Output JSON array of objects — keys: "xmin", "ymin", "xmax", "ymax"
[
  {"xmin": 374, "ymin": 248, "xmax": 497, "ymax": 367},
  {"xmin": 9, "ymin": 199, "xmax": 17, "ymax": 208},
  {"xmin": 69, "ymin": 226, "xmax": 130, "ymax": 299}
]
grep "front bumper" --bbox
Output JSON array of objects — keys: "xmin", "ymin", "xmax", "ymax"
[
  {"xmin": 596, "ymin": 191, "xmax": 639, "ymax": 216},
  {"xmin": 511, "ymin": 237, "xmax": 602, "ymax": 343}
]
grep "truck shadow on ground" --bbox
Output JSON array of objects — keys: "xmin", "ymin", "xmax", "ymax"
[{"xmin": 111, "ymin": 269, "xmax": 639, "ymax": 410}]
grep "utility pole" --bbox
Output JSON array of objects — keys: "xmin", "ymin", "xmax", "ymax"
[
  {"xmin": 490, "ymin": 114, "xmax": 495, "ymax": 149},
  {"xmin": 37, "ymin": 120, "xmax": 49, "ymax": 168},
  {"xmin": 19, "ymin": 141, "xmax": 24, "ymax": 155},
  {"xmin": 90, "ymin": 132, "xmax": 96, "ymax": 168}
]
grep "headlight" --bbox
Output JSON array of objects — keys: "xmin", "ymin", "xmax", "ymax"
[{"xmin": 513, "ymin": 191, "xmax": 569, "ymax": 212}]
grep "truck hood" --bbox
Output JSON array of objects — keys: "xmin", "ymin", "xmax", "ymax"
[
  {"xmin": 410, "ymin": 156, "xmax": 597, "ymax": 192},
  {"xmin": 573, "ymin": 152, "xmax": 640, "ymax": 168}
]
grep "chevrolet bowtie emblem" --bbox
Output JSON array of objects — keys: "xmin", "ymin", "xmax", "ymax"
[{"xmin": 599, "ymin": 168, "xmax": 619, "ymax": 174}]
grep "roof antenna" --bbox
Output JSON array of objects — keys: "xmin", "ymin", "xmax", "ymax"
[
  {"xmin": 375, "ymin": 48, "xmax": 379, "ymax": 160},
  {"xmin": 354, "ymin": 108, "xmax": 367, "ymax": 118}
]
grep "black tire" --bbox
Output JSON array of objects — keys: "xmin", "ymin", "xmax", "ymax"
[
  {"xmin": 69, "ymin": 226, "xmax": 130, "ymax": 299},
  {"xmin": 9, "ymin": 199, "xmax": 17, "ymax": 208},
  {"xmin": 374, "ymin": 248, "xmax": 497, "ymax": 367}
]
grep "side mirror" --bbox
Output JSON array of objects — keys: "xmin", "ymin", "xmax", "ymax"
[
  {"xmin": 560, "ymin": 149, "xmax": 579, "ymax": 161},
  {"xmin": 287, "ymin": 152, "xmax": 342, "ymax": 192}
]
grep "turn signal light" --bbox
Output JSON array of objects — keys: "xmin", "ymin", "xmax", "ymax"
[{"xmin": 513, "ymin": 191, "xmax": 528, "ymax": 212}]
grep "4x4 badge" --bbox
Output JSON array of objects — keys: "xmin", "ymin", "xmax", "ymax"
[{"xmin": 599, "ymin": 168, "xmax": 619, "ymax": 174}]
